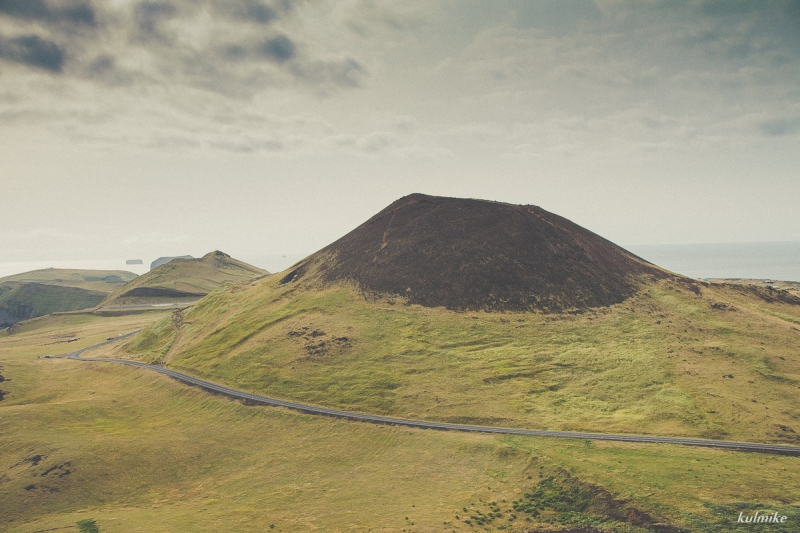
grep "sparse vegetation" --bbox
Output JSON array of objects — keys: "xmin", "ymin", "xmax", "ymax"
[{"xmin": 77, "ymin": 518, "xmax": 100, "ymax": 532}]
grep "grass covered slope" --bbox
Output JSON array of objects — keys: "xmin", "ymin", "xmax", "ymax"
[
  {"xmin": 118, "ymin": 272, "xmax": 800, "ymax": 445},
  {"xmin": 100, "ymin": 251, "xmax": 268, "ymax": 308},
  {"xmin": 291, "ymin": 194, "xmax": 671, "ymax": 312},
  {"xmin": 0, "ymin": 284, "xmax": 108, "ymax": 328},
  {"xmin": 0, "ymin": 268, "xmax": 137, "ymax": 292},
  {"xmin": 116, "ymin": 195, "xmax": 800, "ymax": 445},
  {"xmin": 2, "ymin": 314, "xmax": 799, "ymax": 532},
  {"xmin": 0, "ymin": 269, "xmax": 139, "ymax": 327}
]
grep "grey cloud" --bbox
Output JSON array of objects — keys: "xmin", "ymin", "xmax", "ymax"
[
  {"xmin": 147, "ymin": 133, "xmax": 202, "ymax": 150},
  {"xmin": 120, "ymin": 2, "xmax": 362, "ymax": 94},
  {"xmin": 448, "ymin": 0, "xmax": 600, "ymax": 38},
  {"xmin": 222, "ymin": 44, "xmax": 248, "ymax": 61},
  {"xmin": 0, "ymin": 0, "xmax": 96, "ymax": 27},
  {"xmin": 665, "ymin": 1, "xmax": 800, "ymax": 61},
  {"xmin": 218, "ymin": 36, "xmax": 292, "ymax": 64},
  {"xmin": 86, "ymin": 54, "xmax": 134, "ymax": 86},
  {"xmin": 344, "ymin": 0, "xmax": 430, "ymax": 35},
  {"xmin": 356, "ymin": 131, "xmax": 395, "ymax": 153},
  {"xmin": 213, "ymin": 0, "xmax": 277, "ymax": 24},
  {"xmin": 87, "ymin": 54, "xmax": 113, "ymax": 74},
  {"xmin": 760, "ymin": 117, "xmax": 800, "ymax": 136},
  {"xmin": 292, "ymin": 58, "xmax": 365, "ymax": 90},
  {"xmin": 512, "ymin": 0, "xmax": 602, "ymax": 32},
  {"xmin": 696, "ymin": 0, "xmax": 799, "ymax": 19},
  {"xmin": 0, "ymin": 34, "xmax": 64, "ymax": 71},
  {"xmin": 133, "ymin": 1, "xmax": 178, "ymax": 42},
  {"xmin": 209, "ymin": 138, "xmax": 283, "ymax": 153},
  {"xmin": 0, "ymin": 0, "xmax": 366, "ymax": 99},
  {"xmin": 258, "ymin": 35, "xmax": 295, "ymax": 63}
]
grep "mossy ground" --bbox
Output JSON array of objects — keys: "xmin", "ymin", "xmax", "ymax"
[{"xmin": 2, "ymin": 314, "xmax": 799, "ymax": 532}]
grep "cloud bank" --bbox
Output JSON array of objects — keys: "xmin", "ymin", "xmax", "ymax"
[{"xmin": 0, "ymin": 0, "xmax": 366, "ymax": 95}]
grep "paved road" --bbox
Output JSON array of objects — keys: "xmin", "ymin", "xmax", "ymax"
[
  {"xmin": 100, "ymin": 303, "xmax": 194, "ymax": 309},
  {"xmin": 68, "ymin": 332, "xmax": 800, "ymax": 457}
]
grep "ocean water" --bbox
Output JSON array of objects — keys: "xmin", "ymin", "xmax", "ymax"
[
  {"xmin": 1, "ymin": 244, "xmax": 798, "ymax": 282},
  {"xmin": 626, "ymin": 242, "xmax": 800, "ymax": 281}
]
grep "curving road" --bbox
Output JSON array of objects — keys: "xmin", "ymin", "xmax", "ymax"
[{"xmin": 68, "ymin": 332, "xmax": 800, "ymax": 457}]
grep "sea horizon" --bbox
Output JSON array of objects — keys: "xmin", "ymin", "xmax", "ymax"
[
  {"xmin": 626, "ymin": 241, "xmax": 800, "ymax": 282},
  {"xmin": 1, "ymin": 242, "xmax": 798, "ymax": 282}
]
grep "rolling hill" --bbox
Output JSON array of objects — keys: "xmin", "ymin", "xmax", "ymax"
[
  {"xmin": 0, "ymin": 268, "xmax": 137, "ymax": 292},
  {"xmin": 116, "ymin": 194, "xmax": 800, "ymax": 445},
  {"xmin": 99, "ymin": 251, "xmax": 268, "ymax": 308},
  {"xmin": 0, "ymin": 269, "xmax": 138, "ymax": 328}
]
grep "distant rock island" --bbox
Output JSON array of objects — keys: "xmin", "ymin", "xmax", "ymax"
[
  {"xmin": 150, "ymin": 256, "xmax": 193, "ymax": 270},
  {"xmin": 126, "ymin": 259, "xmax": 143, "ymax": 265}
]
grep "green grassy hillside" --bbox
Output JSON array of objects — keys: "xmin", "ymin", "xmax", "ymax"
[
  {"xmin": 116, "ymin": 272, "xmax": 800, "ymax": 445},
  {"xmin": 100, "ymin": 251, "xmax": 268, "ymax": 308},
  {"xmin": 1, "ymin": 314, "xmax": 798, "ymax": 532},
  {"xmin": 0, "ymin": 268, "xmax": 137, "ymax": 292},
  {"xmin": 0, "ymin": 269, "xmax": 140, "ymax": 327},
  {"xmin": 0, "ymin": 284, "xmax": 108, "ymax": 328}
]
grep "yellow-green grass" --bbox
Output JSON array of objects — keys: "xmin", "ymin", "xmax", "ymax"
[
  {"xmin": 117, "ymin": 276, "xmax": 800, "ymax": 444},
  {"xmin": 100, "ymin": 251, "xmax": 267, "ymax": 308},
  {"xmin": 0, "ymin": 284, "xmax": 108, "ymax": 326},
  {"xmin": 0, "ymin": 313, "xmax": 170, "ymax": 361},
  {"xmin": 1, "ymin": 315, "xmax": 799, "ymax": 532},
  {"xmin": 0, "ymin": 269, "xmax": 140, "ymax": 326},
  {"xmin": 0, "ymin": 269, "xmax": 137, "ymax": 293}
]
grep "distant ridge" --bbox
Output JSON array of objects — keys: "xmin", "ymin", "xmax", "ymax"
[
  {"xmin": 0, "ymin": 269, "xmax": 137, "ymax": 327},
  {"xmin": 102, "ymin": 251, "xmax": 268, "ymax": 308},
  {"xmin": 288, "ymin": 194, "xmax": 672, "ymax": 312},
  {"xmin": 151, "ymin": 255, "xmax": 193, "ymax": 270}
]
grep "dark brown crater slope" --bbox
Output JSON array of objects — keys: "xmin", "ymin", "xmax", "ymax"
[{"xmin": 290, "ymin": 194, "xmax": 672, "ymax": 312}]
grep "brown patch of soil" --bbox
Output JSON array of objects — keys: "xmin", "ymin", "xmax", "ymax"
[
  {"xmin": 288, "ymin": 326, "xmax": 352, "ymax": 357},
  {"xmin": 530, "ymin": 530, "xmax": 604, "ymax": 533},
  {"xmin": 515, "ymin": 467, "xmax": 679, "ymax": 533},
  {"xmin": 301, "ymin": 194, "xmax": 673, "ymax": 312},
  {"xmin": 40, "ymin": 462, "xmax": 72, "ymax": 478},
  {"xmin": 738, "ymin": 284, "xmax": 800, "ymax": 305},
  {"xmin": 771, "ymin": 424, "xmax": 800, "ymax": 442}
]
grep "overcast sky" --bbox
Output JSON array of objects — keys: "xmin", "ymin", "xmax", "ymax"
[{"xmin": 2, "ymin": 0, "xmax": 799, "ymax": 266}]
